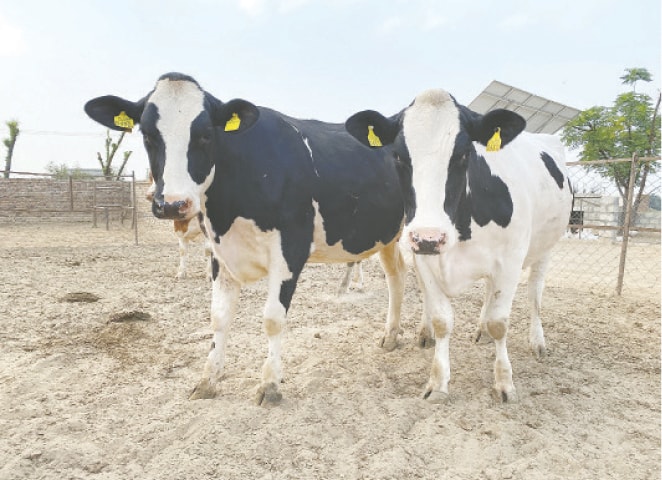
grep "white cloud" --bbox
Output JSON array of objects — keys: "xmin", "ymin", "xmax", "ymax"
[
  {"xmin": 237, "ymin": 0, "xmax": 310, "ymax": 16},
  {"xmin": 379, "ymin": 16, "xmax": 404, "ymax": 34},
  {"xmin": 422, "ymin": 14, "xmax": 447, "ymax": 31},
  {"xmin": 0, "ymin": 14, "xmax": 26, "ymax": 57},
  {"xmin": 277, "ymin": 0, "xmax": 310, "ymax": 13},
  {"xmin": 498, "ymin": 13, "xmax": 532, "ymax": 31},
  {"xmin": 238, "ymin": 0, "xmax": 266, "ymax": 16}
]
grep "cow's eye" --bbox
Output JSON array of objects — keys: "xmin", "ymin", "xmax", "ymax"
[{"xmin": 143, "ymin": 134, "xmax": 154, "ymax": 147}]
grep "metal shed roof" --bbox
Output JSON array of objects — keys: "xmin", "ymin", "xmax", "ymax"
[{"xmin": 468, "ymin": 80, "xmax": 581, "ymax": 134}]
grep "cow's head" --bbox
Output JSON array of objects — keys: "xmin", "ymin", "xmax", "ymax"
[
  {"xmin": 84, "ymin": 73, "xmax": 259, "ymax": 220},
  {"xmin": 346, "ymin": 89, "xmax": 525, "ymax": 254}
]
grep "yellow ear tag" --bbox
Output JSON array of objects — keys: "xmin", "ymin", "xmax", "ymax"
[
  {"xmin": 486, "ymin": 127, "xmax": 502, "ymax": 152},
  {"xmin": 224, "ymin": 113, "xmax": 241, "ymax": 132},
  {"xmin": 113, "ymin": 111, "xmax": 134, "ymax": 132},
  {"xmin": 367, "ymin": 125, "xmax": 382, "ymax": 147}
]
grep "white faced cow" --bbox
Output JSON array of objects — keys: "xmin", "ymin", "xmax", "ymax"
[
  {"xmin": 146, "ymin": 173, "xmax": 212, "ymax": 280},
  {"xmin": 85, "ymin": 73, "xmax": 411, "ymax": 404},
  {"xmin": 346, "ymin": 89, "xmax": 573, "ymax": 403}
]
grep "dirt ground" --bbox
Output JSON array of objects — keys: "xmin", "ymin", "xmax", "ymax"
[{"xmin": 0, "ymin": 221, "xmax": 659, "ymax": 480}]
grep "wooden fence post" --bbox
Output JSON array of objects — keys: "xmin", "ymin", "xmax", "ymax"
[
  {"xmin": 132, "ymin": 171, "xmax": 138, "ymax": 245},
  {"xmin": 69, "ymin": 176, "xmax": 74, "ymax": 211},
  {"xmin": 616, "ymin": 153, "xmax": 639, "ymax": 295}
]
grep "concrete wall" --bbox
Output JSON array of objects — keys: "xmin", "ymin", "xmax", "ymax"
[{"xmin": 574, "ymin": 194, "xmax": 661, "ymax": 237}]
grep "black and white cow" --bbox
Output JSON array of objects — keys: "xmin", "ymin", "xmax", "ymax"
[
  {"xmin": 85, "ymin": 73, "xmax": 411, "ymax": 404},
  {"xmin": 346, "ymin": 89, "xmax": 573, "ymax": 403}
]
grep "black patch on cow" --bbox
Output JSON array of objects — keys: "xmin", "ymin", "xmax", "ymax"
[
  {"xmin": 211, "ymin": 257, "xmax": 219, "ymax": 281},
  {"xmin": 158, "ymin": 72, "xmax": 200, "ymax": 85},
  {"xmin": 187, "ymin": 112, "xmax": 215, "ymax": 184},
  {"xmin": 445, "ymin": 150, "xmax": 513, "ymax": 241},
  {"xmin": 540, "ymin": 151, "xmax": 565, "ymax": 189},
  {"xmin": 392, "ymin": 132, "xmax": 416, "ymax": 224},
  {"xmin": 468, "ymin": 155, "xmax": 513, "ymax": 228},
  {"xmin": 141, "ymin": 103, "xmax": 164, "ymax": 175}
]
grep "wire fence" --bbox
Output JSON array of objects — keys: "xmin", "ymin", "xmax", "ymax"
[{"xmin": 546, "ymin": 156, "xmax": 661, "ymax": 297}]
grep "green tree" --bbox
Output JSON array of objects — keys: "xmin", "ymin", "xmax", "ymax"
[
  {"xmin": 97, "ymin": 129, "xmax": 132, "ymax": 180},
  {"xmin": 562, "ymin": 67, "xmax": 661, "ymax": 218},
  {"xmin": 3, "ymin": 120, "xmax": 20, "ymax": 178},
  {"xmin": 620, "ymin": 67, "xmax": 652, "ymax": 92},
  {"xmin": 45, "ymin": 161, "xmax": 94, "ymax": 180}
]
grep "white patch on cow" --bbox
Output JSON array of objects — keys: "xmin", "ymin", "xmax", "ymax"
[
  {"xmin": 402, "ymin": 89, "xmax": 461, "ymax": 248},
  {"xmin": 210, "ymin": 216, "xmax": 292, "ymax": 285},
  {"xmin": 307, "ymin": 201, "xmax": 394, "ymax": 263},
  {"xmin": 289, "ymin": 123, "xmax": 319, "ymax": 177},
  {"xmin": 303, "ymin": 137, "xmax": 319, "ymax": 177},
  {"xmin": 148, "ymin": 78, "xmax": 213, "ymax": 216}
]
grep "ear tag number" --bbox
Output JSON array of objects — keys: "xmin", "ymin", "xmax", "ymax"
[
  {"xmin": 486, "ymin": 127, "xmax": 502, "ymax": 152},
  {"xmin": 367, "ymin": 125, "xmax": 382, "ymax": 147},
  {"xmin": 114, "ymin": 111, "xmax": 134, "ymax": 132},
  {"xmin": 224, "ymin": 113, "xmax": 241, "ymax": 132}
]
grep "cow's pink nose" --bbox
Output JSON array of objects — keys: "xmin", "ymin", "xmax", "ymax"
[{"xmin": 409, "ymin": 228, "xmax": 446, "ymax": 255}]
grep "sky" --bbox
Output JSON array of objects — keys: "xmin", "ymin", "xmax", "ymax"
[{"xmin": 0, "ymin": 0, "xmax": 660, "ymax": 179}]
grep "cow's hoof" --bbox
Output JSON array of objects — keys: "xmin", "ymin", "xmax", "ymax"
[
  {"xmin": 189, "ymin": 379, "xmax": 217, "ymax": 400},
  {"xmin": 423, "ymin": 389, "xmax": 450, "ymax": 405},
  {"xmin": 417, "ymin": 331, "xmax": 435, "ymax": 349},
  {"xmin": 255, "ymin": 382, "xmax": 282, "ymax": 406},
  {"xmin": 493, "ymin": 387, "xmax": 518, "ymax": 404},
  {"xmin": 379, "ymin": 335, "xmax": 398, "ymax": 352},
  {"xmin": 474, "ymin": 327, "xmax": 493, "ymax": 345},
  {"xmin": 379, "ymin": 329, "xmax": 403, "ymax": 352},
  {"xmin": 531, "ymin": 343, "xmax": 547, "ymax": 360}
]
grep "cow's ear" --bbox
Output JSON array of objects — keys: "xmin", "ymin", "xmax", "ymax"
[
  {"xmin": 84, "ymin": 95, "xmax": 145, "ymax": 132},
  {"xmin": 345, "ymin": 110, "xmax": 400, "ymax": 148},
  {"xmin": 471, "ymin": 109, "xmax": 526, "ymax": 150},
  {"xmin": 211, "ymin": 98, "xmax": 260, "ymax": 133}
]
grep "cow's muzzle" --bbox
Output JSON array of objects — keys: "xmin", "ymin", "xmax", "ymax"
[
  {"xmin": 152, "ymin": 199, "xmax": 191, "ymax": 220},
  {"xmin": 409, "ymin": 228, "xmax": 446, "ymax": 255}
]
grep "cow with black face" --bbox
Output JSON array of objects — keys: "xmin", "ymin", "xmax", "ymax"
[
  {"xmin": 347, "ymin": 89, "xmax": 572, "ymax": 403},
  {"xmin": 85, "ymin": 73, "xmax": 411, "ymax": 404}
]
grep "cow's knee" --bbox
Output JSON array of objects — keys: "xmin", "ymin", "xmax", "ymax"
[{"xmin": 486, "ymin": 319, "xmax": 507, "ymax": 340}]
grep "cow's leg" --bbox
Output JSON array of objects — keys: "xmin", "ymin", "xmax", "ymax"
[
  {"xmin": 483, "ymin": 270, "xmax": 520, "ymax": 403},
  {"xmin": 337, "ymin": 262, "xmax": 365, "ymax": 295},
  {"xmin": 474, "ymin": 278, "xmax": 495, "ymax": 344},
  {"xmin": 175, "ymin": 234, "xmax": 189, "ymax": 279},
  {"xmin": 203, "ymin": 237, "xmax": 213, "ymax": 282},
  {"xmin": 414, "ymin": 256, "xmax": 454, "ymax": 403},
  {"xmin": 528, "ymin": 255, "xmax": 551, "ymax": 359},
  {"xmin": 352, "ymin": 261, "xmax": 364, "ymax": 290},
  {"xmin": 414, "ymin": 263, "xmax": 435, "ymax": 348},
  {"xmin": 189, "ymin": 257, "xmax": 240, "ymax": 400},
  {"xmin": 255, "ymin": 233, "xmax": 309, "ymax": 405},
  {"xmin": 376, "ymin": 240, "xmax": 406, "ymax": 352},
  {"xmin": 337, "ymin": 262, "xmax": 356, "ymax": 295}
]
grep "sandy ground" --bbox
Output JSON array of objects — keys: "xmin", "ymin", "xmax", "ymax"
[{"xmin": 0, "ymin": 222, "xmax": 659, "ymax": 480}]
